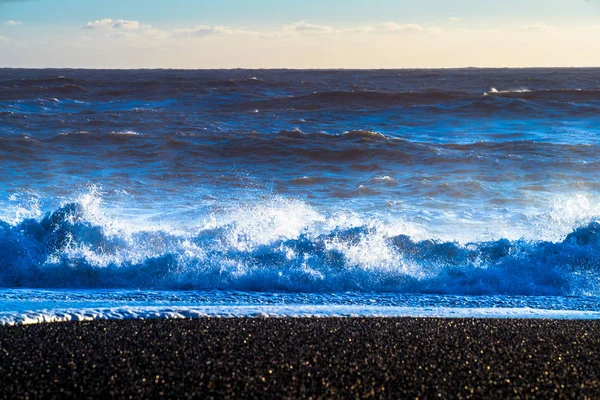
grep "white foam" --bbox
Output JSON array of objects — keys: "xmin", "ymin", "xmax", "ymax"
[
  {"xmin": 1, "ymin": 305, "xmax": 599, "ymax": 326},
  {"xmin": 372, "ymin": 176, "xmax": 396, "ymax": 182},
  {"xmin": 2, "ymin": 191, "xmax": 42, "ymax": 225},
  {"xmin": 202, "ymin": 197, "xmax": 327, "ymax": 251},
  {"xmin": 2, "ymin": 187, "xmax": 600, "ymax": 295},
  {"xmin": 110, "ymin": 130, "xmax": 141, "ymax": 136},
  {"xmin": 527, "ymin": 193, "xmax": 600, "ymax": 242},
  {"xmin": 484, "ymin": 87, "xmax": 531, "ymax": 96}
]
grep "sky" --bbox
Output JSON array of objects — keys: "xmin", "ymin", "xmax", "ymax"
[{"xmin": 1, "ymin": 0, "xmax": 600, "ymax": 68}]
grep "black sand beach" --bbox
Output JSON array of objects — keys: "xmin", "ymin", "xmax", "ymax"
[{"xmin": 1, "ymin": 317, "xmax": 599, "ymax": 399}]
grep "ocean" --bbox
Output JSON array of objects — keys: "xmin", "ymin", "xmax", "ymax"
[{"xmin": 1, "ymin": 68, "xmax": 600, "ymax": 324}]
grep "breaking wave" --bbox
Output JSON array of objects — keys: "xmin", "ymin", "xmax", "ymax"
[{"xmin": 1, "ymin": 196, "xmax": 600, "ymax": 296}]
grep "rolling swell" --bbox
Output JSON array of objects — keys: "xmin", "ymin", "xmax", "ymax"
[
  {"xmin": 240, "ymin": 90, "xmax": 473, "ymax": 111},
  {"xmin": 245, "ymin": 88, "xmax": 600, "ymax": 113},
  {"xmin": 485, "ymin": 88, "xmax": 600, "ymax": 101},
  {"xmin": 0, "ymin": 201, "xmax": 599, "ymax": 296},
  {"xmin": 1, "ymin": 133, "xmax": 598, "ymax": 190}
]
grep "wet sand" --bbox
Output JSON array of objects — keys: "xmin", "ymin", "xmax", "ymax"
[{"xmin": 1, "ymin": 317, "xmax": 599, "ymax": 399}]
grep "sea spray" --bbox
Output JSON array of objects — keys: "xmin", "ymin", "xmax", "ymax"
[{"xmin": 0, "ymin": 191, "xmax": 599, "ymax": 296}]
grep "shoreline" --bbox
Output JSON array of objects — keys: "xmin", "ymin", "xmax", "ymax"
[
  {"xmin": 4, "ymin": 305, "xmax": 600, "ymax": 326},
  {"xmin": 1, "ymin": 317, "xmax": 599, "ymax": 399}
]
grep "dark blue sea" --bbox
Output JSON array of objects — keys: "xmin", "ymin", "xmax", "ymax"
[{"xmin": 2, "ymin": 68, "xmax": 600, "ymax": 323}]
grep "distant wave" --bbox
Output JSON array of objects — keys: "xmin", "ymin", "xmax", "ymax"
[
  {"xmin": 1, "ymin": 132, "xmax": 598, "ymax": 169},
  {"xmin": 242, "ymin": 90, "xmax": 473, "ymax": 111},
  {"xmin": 109, "ymin": 130, "xmax": 141, "ymax": 136},
  {"xmin": 484, "ymin": 87, "xmax": 532, "ymax": 95},
  {"xmin": 206, "ymin": 77, "xmax": 275, "ymax": 87},
  {"xmin": 4, "ymin": 76, "xmax": 84, "ymax": 86},
  {"xmin": 54, "ymin": 83, "xmax": 87, "ymax": 93},
  {"xmin": 342, "ymin": 130, "xmax": 389, "ymax": 140},
  {"xmin": 0, "ymin": 199, "xmax": 599, "ymax": 296},
  {"xmin": 484, "ymin": 87, "xmax": 600, "ymax": 100},
  {"xmin": 234, "ymin": 88, "xmax": 600, "ymax": 113}
]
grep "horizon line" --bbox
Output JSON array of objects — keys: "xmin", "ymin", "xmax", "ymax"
[{"xmin": 2, "ymin": 66, "xmax": 600, "ymax": 71}]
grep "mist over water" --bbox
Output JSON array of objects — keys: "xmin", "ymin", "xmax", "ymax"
[{"xmin": 1, "ymin": 68, "xmax": 600, "ymax": 322}]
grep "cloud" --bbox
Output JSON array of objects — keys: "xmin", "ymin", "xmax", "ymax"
[
  {"xmin": 5, "ymin": 20, "xmax": 22, "ymax": 25},
  {"xmin": 282, "ymin": 21, "xmax": 335, "ymax": 34},
  {"xmin": 7, "ymin": 17, "xmax": 600, "ymax": 68},
  {"xmin": 174, "ymin": 25, "xmax": 246, "ymax": 37},
  {"xmin": 173, "ymin": 21, "xmax": 441, "ymax": 38},
  {"xmin": 518, "ymin": 22, "xmax": 558, "ymax": 32},
  {"xmin": 67, "ymin": 17, "xmax": 572, "ymax": 55},
  {"xmin": 77, "ymin": 19, "xmax": 446, "ymax": 44},
  {"xmin": 83, "ymin": 18, "xmax": 140, "ymax": 30},
  {"xmin": 112, "ymin": 20, "xmax": 139, "ymax": 30},
  {"xmin": 281, "ymin": 21, "xmax": 436, "ymax": 35},
  {"xmin": 174, "ymin": 21, "xmax": 337, "ymax": 38},
  {"xmin": 449, "ymin": 17, "xmax": 462, "ymax": 22},
  {"xmin": 349, "ymin": 23, "xmax": 442, "ymax": 34}
]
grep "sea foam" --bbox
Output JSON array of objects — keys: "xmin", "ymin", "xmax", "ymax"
[{"xmin": 0, "ymin": 189, "xmax": 599, "ymax": 296}]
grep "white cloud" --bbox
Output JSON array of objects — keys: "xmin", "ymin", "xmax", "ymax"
[
  {"xmin": 169, "ymin": 21, "xmax": 442, "ymax": 39},
  {"xmin": 519, "ymin": 22, "xmax": 558, "ymax": 32},
  {"xmin": 347, "ymin": 23, "xmax": 444, "ymax": 35},
  {"xmin": 168, "ymin": 20, "xmax": 446, "ymax": 41},
  {"xmin": 25, "ymin": 18, "xmax": 595, "ymax": 68},
  {"xmin": 175, "ymin": 26, "xmax": 222, "ymax": 37},
  {"xmin": 449, "ymin": 17, "xmax": 462, "ymax": 22},
  {"xmin": 5, "ymin": 20, "xmax": 22, "ymax": 26},
  {"xmin": 78, "ymin": 19, "xmax": 445, "ymax": 43},
  {"xmin": 174, "ymin": 25, "xmax": 249, "ymax": 37},
  {"xmin": 82, "ymin": 19, "xmax": 113, "ymax": 29},
  {"xmin": 112, "ymin": 20, "xmax": 140, "ymax": 30},
  {"xmin": 83, "ymin": 19, "xmax": 140, "ymax": 30},
  {"xmin": 5, "ymin": 21, "xmax": 600, "ymax": 68},
  {"xmin": 282, "ymin": 21, "xmax": 335, "ymax": 34}
]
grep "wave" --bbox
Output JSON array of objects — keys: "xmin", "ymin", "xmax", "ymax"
[
  {"xmin": 109, "ymin": 130, "xmax": 141, "ymax": 136},
  {"xmin": 1, "ymin": 198, "xmax": 600, "ymax": 296},
  {"xmin": 3, "ymin": 76, "xmax": 85, "ymax": 87},
  {"xmin": 238, "ymin": 88, "xmax": 600, "ymax": 113},
  {"xmin": 2, "ymin": 132, "xmax": 598, "ymax": 169},
  {"xmin": 242, "ymin": 90, "xmax": 473, "ymax": 111},
  {"xmin": 206, "ymin": 77, "xmax": 273, "ymax": 87},
  {"xmin": 483, "ymin": 87, "xmax": 600, "ymax": 101},
  {"xmin": 484, "ymin": 87, "xmax": 532, "ymax": 95},
  {"xmin": 342, "ymin": 130, "xmax": 389, "ymax": 140},
  {"xmin": 0, "ymin": 73, "xmax": 285, "ymax": 101},
  {"xmin": 54, "ymin": 83, "xmax": 87, "ymax": 93}
]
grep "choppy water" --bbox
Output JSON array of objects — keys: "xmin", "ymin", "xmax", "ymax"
[{"xmin": 1, "ymin": 68, "xmax": 600, "ymax": 323}]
